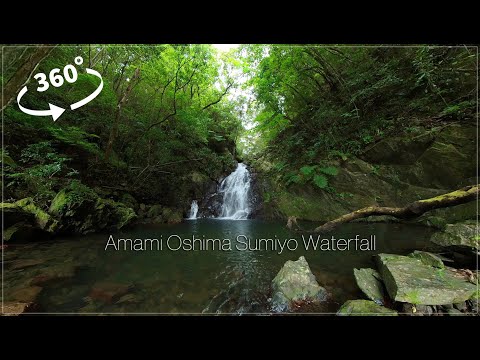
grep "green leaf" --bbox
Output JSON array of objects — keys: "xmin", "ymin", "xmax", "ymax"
[
  {"xmin": 318, "ymin": 166, "xmax": 338, "ymax": 176},
  {"xmin": 300, "ymin": 165, "xmax": 316, "ymax": 177},
  {"xmin": 313, "ymin": 174, "xmax": 328, "ymax": 189}
]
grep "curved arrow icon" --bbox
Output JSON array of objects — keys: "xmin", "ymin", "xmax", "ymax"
[
  {"xmin": 70, "ymin": 68, "xmax": 103, "ymax": 110},
  {"xmin": 17, "ymin": 86, "xmax": 65, "ymax": 121}
]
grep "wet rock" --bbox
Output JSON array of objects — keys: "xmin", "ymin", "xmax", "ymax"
[
  {"xmin": 430, "ymin": 222, "xmax": 478, "ymax": 251},
  {"xmin": 2, "ymin": 302, "xmax": 38, "ymax": 315},
  {"xmin": 353, "ymin": 268, "xmax": 386, "ymax": 305},
  {"xmin": 10, "ymin": 286, "xmax": 43, "ymax": 303},
  {"xmin": 10, "ymin": 258, "xmax": 45, "ymax": 270},
  {"xmin": 409, "ymin": 250, "xmax": 444, "ymax": 268},
  {"xmin": 337, "ymin": 300, "xmax": 398, "ymax": 316},
  {"xmin": 271, "ymin": 256, "xmax": 327, "ymax": 312},
  {"xmin": 376, "ymin": 254, "xmax": 476, "ymax": 305},
  {"xmin": 89, "ymin": 282, "xmax": 133, "ymax": 304}
]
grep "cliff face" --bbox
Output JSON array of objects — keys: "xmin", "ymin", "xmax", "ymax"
[{"xmin": 255, "ymin": 122, "xmax": 477, "ymax": 226}]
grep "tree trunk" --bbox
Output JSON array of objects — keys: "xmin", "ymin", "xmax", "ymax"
[
  {"xmin": 105, "ymin": 68, "xmax": 140, "ymax": 161},
  {"xmin": 311, "ymin": 185, "xmax": 479, "ymax": 233},
  {"xmin": 2, "ymin": 45, "xmax": 54, "ymax": 111}
]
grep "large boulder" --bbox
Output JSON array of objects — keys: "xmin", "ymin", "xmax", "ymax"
[
  {"xmin": 49, "ymin": 181, "xmax": 136, "ymax": 234},
  {"xmin": 337, "ymin": 300, "xmax": 398, "ymax": 316},
  {"xmin": 376, "ymin": 253, "xmax": 476, "ymax": 305},
  {"xmin": 353, "ymin": 268, "xmax": 386, "ymax": 305},
  {"xmin": 2, "ymin": 198, "xmax": 58, "ymax": 232},
  {"xmin": 1, "ymin": 198, "xmax": 58, "ymax": 241},
  {"xmin": 430, "ymin": 221, "xmax": 478, "ymax": 251},
  {"xmin": 271, "ymin": 256, "xmax": 327, "ymax": 312}
]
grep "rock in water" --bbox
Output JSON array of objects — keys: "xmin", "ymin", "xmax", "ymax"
[
  {"xmin": 376, "ymin": 254, "xmax": 476, "ymax": 305},
  {"xmin": 271, "ymin": 256, "xmax": 327, "ymax": 312},
  {"xmin": 337, "ymin": 300, "xmax": 398, "ymax": 316},
  {"xmin": 89, "ymin": 282, "xmax": 133, "ymax": 304},
  {"xmin": 353, "ymin": 268, "xmax": 386, "ymax": 304},
  {"xmin": 409, "ymin": 250, "xmax": 444, "ymax": 269},
  {"xmin": 430, "ymin": 222, "xmax": 478, "ymax": 250}
]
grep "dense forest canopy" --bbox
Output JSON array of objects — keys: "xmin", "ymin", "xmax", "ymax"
[
  {"xmin": 3, "ymin": 44, "xmax": 245, "ymax": 208},
  {"xmin": 239, "ymin": 45, "xmax": 476, "ymax": 190},
  {"xmin": 2, "ymin": 44, "xmax": 477, "ymax": 210}
]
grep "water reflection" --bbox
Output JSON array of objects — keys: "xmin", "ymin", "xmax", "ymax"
[{"xmin": 3, "ymin": 220, "xmax": 435, "ymax": 314}]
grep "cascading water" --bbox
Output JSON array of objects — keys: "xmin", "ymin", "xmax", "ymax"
[
  {"xmin": 217, "ymin": 163, "xmax": 251, "ymax": 220},
  {"xmin": 187, "ymin": 200, "xmax": 199, "ymax": 220}
]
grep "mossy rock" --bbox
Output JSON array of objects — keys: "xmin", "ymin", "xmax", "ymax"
[
  {"xmin": 271, "ymin": 256, "xmax": 327, "ymax": 312},
  {"xmin": 353, "ymin": 268, "xmax": 387, "ymax": 304},
  {"xmin": 49, "ymin": 182, "xmax": 136, "ymax": 234},
  {"xmin": 409, "ymin": 250, "xmax": 444, "ymax": 269},
  {"xmin": 1, "ymin": 198, "xmax": 58, "ymax": 236},
  {"xmin": 430, "ymin": 222, "xmax": 478, "ymax": 251},
  {"xmin": 15, "ymin": 198, "xmax": 58, "ymax": 232},
  {"xmin": 1, "ymin": 202, "xmax": 35, "ymax": 228},
  {"xmin": 3, "ymin": 222, "xmax": 49, "ymax": 242},
  {"xmin": 49, "ymin": 181, "xmax": 98, "ymax": 217},
  {"xmin": 337, "ymin": 300, "xmax": 398, "ymax": 316},
  {"xmin": 376, "ymin": 253, "xmax": 476, "ymax": 305}
]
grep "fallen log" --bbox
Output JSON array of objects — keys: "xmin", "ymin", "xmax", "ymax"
[{"xmin": 312, "ymin": 185, "xmax": 479, "ymax": 233}]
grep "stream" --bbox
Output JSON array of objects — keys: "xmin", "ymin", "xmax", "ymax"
[{"xmin": 3, "ymin": 220, "xmax": 435, "ymax": 314}]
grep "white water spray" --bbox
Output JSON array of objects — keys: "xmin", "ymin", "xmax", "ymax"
[
  {"xmin": 187, "ymin": 200, "xmax": 199, "ymax": 220},
  {"xmin": 218, "ymin": 163, "xmax": 251, "ymax": 220}
]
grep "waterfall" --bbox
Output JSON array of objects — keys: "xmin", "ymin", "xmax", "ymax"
[
  {"xmin": 187, "ymin": 200, "xmax": 199, "ymax": 220},
  {"xmin": 218, "ymin": 163, "xmax": 251, "ymax": 220}
]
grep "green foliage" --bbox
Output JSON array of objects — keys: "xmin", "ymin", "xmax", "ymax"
[
  {"xmin": 318, "ymin": 166, "xmax": 338, "ymax": 176},
  {"xmin": 313, "ymin": 174, "xmax": 328, "ymax": 189},
  {"xmin": 242, "ymin": 45, "xmax": 476, "ymax": 187},
  {"xmin": 300, "ymin": 165, "xmax": 316, "ymax": 177}
]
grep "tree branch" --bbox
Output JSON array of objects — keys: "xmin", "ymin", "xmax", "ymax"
[
  {"xmin": 202, "ymin": 82, "xmax": 233, "ymax": 110},
  {"xmin": 309, "ymin": 185, "xmax": 479, "ymax": 233}
]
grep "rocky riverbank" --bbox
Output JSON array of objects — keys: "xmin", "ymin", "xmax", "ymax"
[{"xmin": 267, "ymin": 221, "xmax": 478, "ymax": 316}]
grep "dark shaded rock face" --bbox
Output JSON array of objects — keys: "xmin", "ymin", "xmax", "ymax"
[
  {"xmin": 246, "ymin": 166, "xmax": 265, "ymax": 219},
  {"xmin": 198, "ymin": 192, "xmax": 224, "ymax": 218}
]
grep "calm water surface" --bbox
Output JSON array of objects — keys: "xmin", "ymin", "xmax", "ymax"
[{"xmin": 3, "ymin": 220, "xmax": 435, "ymax": 314}]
